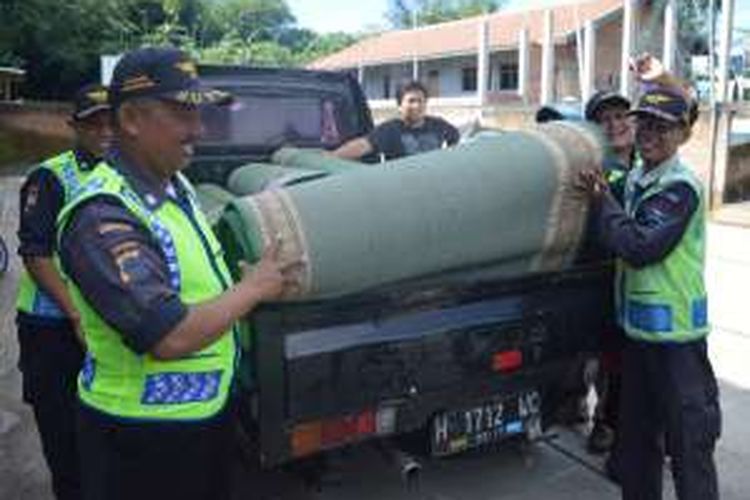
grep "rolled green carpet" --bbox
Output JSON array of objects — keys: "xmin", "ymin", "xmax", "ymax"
[
  {"xmin": 217, "ymin": 121, "xmax": 603, "ymax": 300},
  {"xmin": 271, "ymin": 147, "xmax": 366, "ymax": 174},
  {"xmin": 226, "ymin": 163, "xmax": 328, "ymax": 196},
  {"xmin": 194, "ymin": 183, "xmax": 236, "ymax": 227}
]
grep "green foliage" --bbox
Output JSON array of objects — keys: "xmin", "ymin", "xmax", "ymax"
[
  {"xmin": 387, "ymin": 0, "xmax": 504, "ymax": 29},
  {"xmin": 0, "ymin": 0, "xmax": 140, "ymax": 98},
  {"xmin": 295, "ymin": 32, "xmax": 359, "ymax": 65},
  {"xmin": 0, "ymin": 0, "xmax": 360, "ymax": 99},
  {"xmin": 210, "ymin": 0, "xmax": 295, "ymax": 41}
]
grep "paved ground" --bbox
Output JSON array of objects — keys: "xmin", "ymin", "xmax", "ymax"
[
  {"xmin": 2, "ymin": 171, "xmax": 750, "ymax": 499},
  {"xmin": 0, "ymin": 175, "xmax": 54, "ymax": 500}
]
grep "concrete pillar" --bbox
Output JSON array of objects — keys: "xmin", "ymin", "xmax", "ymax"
[
  {"xmin": 717, "ymin": 0, "xmax": 736, "ymax": 103},
  {"xmin": 583, "ymin": 20, "xmax": 596, "ymax": 103},
  {"xmin": 620, "ymin": 0, "xmax": 636, "ymax": 98},
  {"xmin": 412, "ymin": 10, "xmax": 419, "ymax": 82},
  {"xmin": 710, "ymin": 0, "xmax": 736, "ymax": 210},
  {"xmin": 518, "ymin": 28, "xmax": 530, "ymax": 101},
  {"xmin": 357, "ymin": 63, "xmax": 364, "ymax": 85},
  {"xmin": 663, "ymin": 0, "xmax": 677, "ymax": 73},
  {"xmin": 541, "ymin": 10, "xmax": 554, "ymax": 105},
  {"xmin": 477, "ymin": 17, "xmax": 490, "ymax": 106}
]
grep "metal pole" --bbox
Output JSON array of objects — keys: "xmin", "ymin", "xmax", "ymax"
[
  {"xmin": 709, "ymin": 0, "xmax": 717, "ymax": 109},
  {"xmin": 710, "ymin": 0, "xmax": 736, "ymax": 210}
]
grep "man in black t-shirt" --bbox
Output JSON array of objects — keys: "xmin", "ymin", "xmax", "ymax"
[{"xmin": 333, "ymin": 80, "xmax": 459, "ymax": 161}]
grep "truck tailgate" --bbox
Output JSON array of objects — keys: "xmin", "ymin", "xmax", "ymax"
[{"xmin": 249, "ymin": 262, "xmax": 614, "ymax": 465}]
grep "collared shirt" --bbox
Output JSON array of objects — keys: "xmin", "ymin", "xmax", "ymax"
[
  {"xmin": 58, "ymin": 150, "xmax": 190, "ymax": 354},
  {"xmin": 18, "ymin": 148, "xmax": 100, "ymax": 258},
  {"xmin": 592, "ymin": 155, "xmax": 698, "ymax": 269}
]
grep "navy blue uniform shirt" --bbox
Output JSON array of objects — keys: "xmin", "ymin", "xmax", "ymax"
[
  {"xmin": 17, "ymin": 149, "xmax": 100, "ymax": 327},
  {"xmin": 17, "ymin": 148, "xmax": 99, "ymax": 258},
  {"xmin": 59, "ymin": 153, "xmax": 192, "ymax": 355},
  {"xmin": 593, "ymin": 166, "xmax": 698, "ymax": 269}
]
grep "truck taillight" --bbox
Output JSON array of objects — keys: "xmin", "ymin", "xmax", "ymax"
[
  {"xmin": 492, "ymin": 349, "xmax": 523, "ymax": 372},
  {"xmin": 291, "ymin": 409, "xmax": 376, "ymax": 458}
]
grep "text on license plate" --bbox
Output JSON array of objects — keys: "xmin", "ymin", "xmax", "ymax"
[{"xmin": 431, "ymin": 390, "xmax": 541, "ymax": 456}]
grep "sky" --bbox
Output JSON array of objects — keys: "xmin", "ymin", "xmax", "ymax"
[
  {"xmin": 286, "ymin": 0, "xmax": 389, "ymax": 33},
  {"xmin": 287, "ymin": 0, "xmax": 750, "ymax": 35}
]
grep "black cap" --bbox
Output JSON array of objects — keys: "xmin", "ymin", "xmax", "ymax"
[
  {"xmin": 109, "ymin": 47, "xmax": 231, "ymax": 109},
  {"xmin": 72, "ymin": 83, "xmax": 110, "ymax": 121},
  {"xmin": 535, "ymin": 106, "xmax": 565, "ymax": 123},
  {"xmin": 584, "ymin": 91, "xmax": 630, "ymax": 121},
  {"xmin": 535, "ymin": 104, "xmax": 582, "ymax": 123},
  {"xmin": 628, "ymin": 87, "xmax": 691, "ymax": 126}
]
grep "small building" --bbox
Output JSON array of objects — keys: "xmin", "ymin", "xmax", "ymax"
[
  {"xmin": 309, "ymin": 0, "xmax": 672, "ymax": 110},
  {"xmin": 0, "ymin": 67, "xmax": 25, "ymax": 101}
]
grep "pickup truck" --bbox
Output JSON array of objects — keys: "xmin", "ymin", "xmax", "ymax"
[{"xmin": 187, "ymin": 65, "xmax": 614, "ymax": 470}]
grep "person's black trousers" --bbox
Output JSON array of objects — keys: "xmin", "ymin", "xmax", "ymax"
[
  {"xmin": 16, "ymin": 317, "xmax": 84, "ymax": 500},
  {"xmin": 76, "ymin": 401, "xmax": 234, "ymax": 500},
  {"xmin": 619, "ymin": 337, "xmax": 721, "ymax": 500}
]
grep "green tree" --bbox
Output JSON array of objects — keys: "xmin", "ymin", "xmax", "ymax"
[
  {"xmin": 209, "ymin": 0, "xmax": 295, "ymax": 42},
  {"xmin": 678, "ymin": 0, "xmax": 722, "ymax": 56},
  {"xmin": 387, "ymin": 0, "xmax": 504, "ymax": 29},
  {"xmin": 294, "ymin": 32, "xmax": 360, "ymax": 65},
  {"xmin": 0, "ymin": 0, "xmax": 139, "ymax": 98},
  {"xmin": 0, "ymin": 0, "xmax": 360, "ymax": 97}
]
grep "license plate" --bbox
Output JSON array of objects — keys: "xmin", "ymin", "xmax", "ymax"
[{"xmin": 431, "ymin": 390, "xmax": 541, "ymax": 456}]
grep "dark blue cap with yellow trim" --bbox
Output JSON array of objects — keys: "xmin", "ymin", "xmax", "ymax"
[
  {"xmin": 629, "ymin": 87, "xmax": 690, "ymax": 125},
  {"xmin": 109, "ymin": 47, "xmax": 232, "ymax": 109},
  {"xmin": 73, "ymin": 83, "xmax": 110, "ymax": 121}
]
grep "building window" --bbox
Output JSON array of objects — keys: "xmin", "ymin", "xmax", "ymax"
[
  {"xmin": 383, "ymin": 74, "xmax": 391, "ymax": 99},
  {"xmin": 499, "ymin": 63, "xmax": 519, "ymax": 90},
  {"xmin": 462, "ymin": 67, "xmax": 477, "ymax": 92},
  {"xmin": 427, "ymin": 70, "xmax": 440, "ymax": 98}
]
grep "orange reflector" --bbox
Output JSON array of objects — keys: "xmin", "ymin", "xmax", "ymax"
[
  {"xmin": 291, "ymin": 421, "xmax": 322, "ymax": 458},
  {"xmin": 291, "ymin": 410, "xmax": 376, "ymax": 458},
  {"xmin": 322, "ymin": 416, "xmax": 354, "ymax": 445},
  {"xmin": 492, "ymin": 349, "xmax": 523, "ymax": 372}
]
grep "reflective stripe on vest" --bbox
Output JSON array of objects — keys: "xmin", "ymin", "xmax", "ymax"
[
  {"xmin": 16, "ymin": 151, "xmax": 95, "ymax": 317},
  {"xmin": 58, "ymin": 164, "xmax": 237, "ymax": 420},
  {"xmin": 618, "ymin": 156, "xmax": 708, "ymax": 343},
  {"xmin": 605, "ymin": 167, "xmax": 626, "ymax": 186}
]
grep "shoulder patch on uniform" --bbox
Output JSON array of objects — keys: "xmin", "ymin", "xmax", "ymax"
[{"xmin": 109, "ymin": 241, "xmax": 142, "ymax": 285}]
